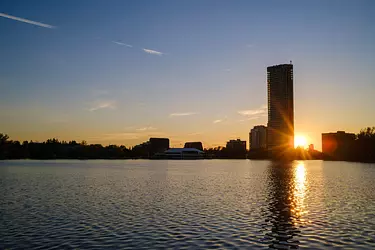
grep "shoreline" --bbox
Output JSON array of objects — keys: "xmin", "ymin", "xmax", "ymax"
[{"xmin": 1, "ymin": 158, "xmax": 374, "ymax": 163}]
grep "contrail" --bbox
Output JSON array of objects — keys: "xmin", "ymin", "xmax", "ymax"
[
  {"xmin": 0, "ymin": 13, "xmax": 55, "ymax": 29},
  {"xmin": 143, "ymin": 48, "xmax": 164, "ymax": 56},
  {"xmin": 169, "ymin": 112, "xmax": 197, "ymax": 116},
  {"xmin": 113, "ymin": 41, "xmax": 132, "ymax": 47}
]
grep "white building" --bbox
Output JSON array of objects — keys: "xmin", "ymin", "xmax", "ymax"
[{"xmin": 164, "ymin": 148, "xmax": 204, "ymax": 160}]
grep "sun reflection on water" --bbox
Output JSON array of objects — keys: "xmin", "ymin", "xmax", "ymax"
[{"xmin": 291, "ymin": 161, "xmax": 308, "ymax": 224}]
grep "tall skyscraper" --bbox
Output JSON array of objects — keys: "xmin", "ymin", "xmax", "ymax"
[{"xmin": 267, "ymin": 63, "xmax": 294, "ymax": 155}]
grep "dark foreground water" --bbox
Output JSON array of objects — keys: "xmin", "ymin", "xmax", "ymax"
[{"xmin": 1, "ymin": 160, "xmax": 375, "ymax": 249}]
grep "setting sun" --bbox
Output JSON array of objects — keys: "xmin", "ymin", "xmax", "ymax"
[{"xmin": 295, "ymin": 135, "xmax": 308, "ymax": 148}]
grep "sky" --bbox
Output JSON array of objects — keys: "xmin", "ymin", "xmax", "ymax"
[{"xmin": 1, "ymin": 0, "xmax": 375, "ymax": 150}]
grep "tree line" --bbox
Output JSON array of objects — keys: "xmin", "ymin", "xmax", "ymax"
[
  {"xmin": 0, "ymin": 135, "xmax": 133, "ymax": 159},
  {"xmin": 346, "ymin": 127, "xmax": 375, "ymax": 162},
  {"xmin": 0, "ymin": 134, "xmax": 248, "ymax": 160}
]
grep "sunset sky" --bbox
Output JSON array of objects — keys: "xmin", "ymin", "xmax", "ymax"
[{"xmin": 1, "ymin": 0, "xmax": 374, "ymax": 150}]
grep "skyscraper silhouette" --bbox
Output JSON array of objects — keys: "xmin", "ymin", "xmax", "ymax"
[{"xmin": 267, "ymin": 63, "xmax": 294, "ymax": 156}]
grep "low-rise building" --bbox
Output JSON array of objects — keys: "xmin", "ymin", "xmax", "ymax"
[
  {"xmin": 184, "ymin": 142, "xmax": 203, "ymax": 151},
  {"xmin": 322, "ymin": 131, "xmax": 355, "ymax": 160},
  {"xmin": 164, "ymin": 148, "xmax": 204, "ymax": 160},
  {"xmin": 226, "ymin": 139, "xmax": 246, "ymax": 158}
]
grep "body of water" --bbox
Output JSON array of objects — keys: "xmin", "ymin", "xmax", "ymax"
[{"xmin": 1, "ymin": 160, "xmax": 375, "ymax": 249}]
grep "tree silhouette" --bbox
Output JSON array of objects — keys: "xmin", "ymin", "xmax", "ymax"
[
  {"xmin": 351, "ymin": 127, "xmax": 375, "ymax": 162},
  {"xmin": 0, "ymin": 133, "xmax": 9, "ymax": 144}
]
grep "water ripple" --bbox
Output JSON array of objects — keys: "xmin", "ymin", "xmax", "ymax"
[{"xmin": 1, "ymin": 160, "xmax": 375, "ymax": 249}]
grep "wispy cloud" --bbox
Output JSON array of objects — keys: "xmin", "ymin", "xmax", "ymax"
[
  {"xmin": 113, "ymin": 41, "xmax": 132, "ymax": 47},
  {"xmin": 237, "ymin": 105, "xmax": 267, "ymax": 122},
  {"xmin": 143, "ymin": 48, "xmax": 164, "ymax": 56},
  {"xmin": 213, "ymin": 116, "xmax": 228, "ymax": 124},
  {"xmin": 136, "ymin": 126, "xmax": 157, "ymax": 131},
  {"xmin": 246, "ymin": 44, "xmax": 254, "ymax": 48},
  {"xmin": 238, "ymin": 105, "xmax": 267, "ymax": 116},
  {"xmin": 111, "ymin": 41, "xmax": 166, "ymax": 56},
  {"xmin": 238, "ymin": 116, "xmax": 261, "ymax": 122},
  {"xmin": 92, "ymin": 129, "xmax": 166, "ymax": 142},
  {"xmin": 224, "ymin": 68, "xmax": 231, "ymax": 72},
  {"xmin": 169, "ymin": 112, "xmax": 197, "ymax": 117},
  {"xmin": 143, "ymin": 131, "xmax": 167, "ymax": 137},
  {"xmin": 89, "ymin": 100, "xmax": 116, "ymax": 112},
  {"xmin": 188, "ymin": 132, "xmax": 202, "ymax": 136},
  {"xmin": 237, "ymin": 110, "xmax": 264, "ymax": 116},
  {"xmin": 0, "ymin": 13, "xmax": 55, "ymax": 29}
]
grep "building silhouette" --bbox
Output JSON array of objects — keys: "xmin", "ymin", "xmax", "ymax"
[
  {"xmin": 133, "ymin": 138, "xmax": 170, "ymax": 158},
  {"xmin": 249, "ymin": 125, "xmax": 267, "ymax": 150},
  {"xmin": 226, "ymin": 139, "xmax": 246, "ymax": 158},
  {"xmin": 184, "ymin": 142, "xmax": 203, "ymax": 151},
  {"xmin": 149, "ymin": 138, "xmax": 170, "ymax": 156},
  {"xmin": 267, "ymin": 63, "xmax": 294, "ymax": 156},
  {"xmin": 322, "ymin": 131, "xmax": 355, "ymax": 160},
  {"xmin": 226, "ymin": 139, "xmax": 246, "ymax": 150}
]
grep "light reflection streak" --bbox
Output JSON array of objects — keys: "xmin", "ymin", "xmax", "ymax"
[{"xmin": 291, "ymin": 161, "xmax": 308, "ymax": 224}]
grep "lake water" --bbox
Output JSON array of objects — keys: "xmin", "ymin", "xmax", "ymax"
[{"xmin": 1, "ymin": 160, "xmax": 375, "ymax": 249}]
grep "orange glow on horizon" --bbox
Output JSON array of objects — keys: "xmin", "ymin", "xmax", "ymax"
[{"xmin": 295, "ymin": 135, "xmax": 308, "ymax": 148}]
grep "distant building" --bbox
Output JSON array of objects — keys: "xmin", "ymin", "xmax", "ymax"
[
  {"xmin": 250, "ymin": 125, "xmax": 267, "ymax": 150},
  {"xmin": 133, "ymin": 138, "xmax": 169, "ymax": 158},
  {"xmin": 226, "ymin": 139, "xmax": 246, "ymax": 158},
  {"xmin": 149, "ymin": 138, "xmax": 170, "ymax": 156},
  {"xmin": 267, "ymin": 63, "xmax": 294, "ymax": 155},
  {"xmin": 322, "ymin": 131, "xmax": 355, "ymax": 160},
  {"xmin": 226, "ymin": 139, "xmax": 246, "ymax": 151},
  {"xmin": 184, "ymin": 142, "xmax": 203, "ymax": 151},
  {"xmin": 308, "ymin": 144, "xmax": 314, "ymax": 152}
]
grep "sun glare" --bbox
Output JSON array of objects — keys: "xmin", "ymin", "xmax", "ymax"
[{"xmin": 295, "ymin": 135, "xmax": 308, "ymax": 148}]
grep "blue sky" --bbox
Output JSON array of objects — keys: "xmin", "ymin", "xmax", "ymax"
[{"xmin": 1, "ymin": 0, "xmax": 375, "ymax": 149}]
